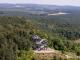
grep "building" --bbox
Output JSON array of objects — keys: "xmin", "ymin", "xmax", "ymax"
[{"xmin": 32, "ymin": 35, "xmax": 48, "ymax": 50}]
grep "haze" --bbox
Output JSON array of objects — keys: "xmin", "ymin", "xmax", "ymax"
[{"xmin": 0, "ymin": 0, "xmax": 80, "ymax": 6}]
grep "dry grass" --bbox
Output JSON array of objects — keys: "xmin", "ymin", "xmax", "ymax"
[{"xmin": 34, "ymin": 48, "xmax": 71, "ymax": 60}]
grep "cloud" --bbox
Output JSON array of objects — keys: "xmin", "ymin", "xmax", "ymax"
[{"xmin": 0, "ymin": 0, "xmax": 80, "ymax": 6}]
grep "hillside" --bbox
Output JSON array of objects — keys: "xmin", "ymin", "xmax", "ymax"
[
  {"xmin": 0, "ymin": 4, "xmax": 80, "ymax": 60},
  {"xmin": 0, "ymin": 16, "xmax": 80, "ymax": 60}
]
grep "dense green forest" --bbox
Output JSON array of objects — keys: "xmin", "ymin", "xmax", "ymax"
[
  {"xmin": 0, "ymin": 16, "xmax": 51, "ymax": 60},
  {"xmin": 0, "ymin": 16, "xmax": 80, "ymax": 60},
  {"xmin": 27, "ymin": 15, "xmax": 80, "ymax": 55}
]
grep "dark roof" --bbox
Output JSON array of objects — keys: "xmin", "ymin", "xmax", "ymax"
[{"xmin": 32, "ymin": 35, "xmax": 41, "ymax": 41}]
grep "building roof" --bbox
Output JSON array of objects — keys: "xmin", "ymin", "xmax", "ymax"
[
  {"xmin": 32, "ymin": 35, "xmax": 41, "ymax": 41},
  {"xmin": 36, "ymin": 39, "xmax": 47, "ymax": 45}
]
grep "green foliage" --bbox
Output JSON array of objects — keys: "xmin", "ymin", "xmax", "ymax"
[
  {"xmin": 0, "ymin": 16, "xmax": 36, "ymax": 60},
  {"xmin": 0, "ymin": 16, "xmax": 80, "ymax": 60},
  {"xmin": 17, "ymin": 50, "xmax": 36, "ymax": 60}
]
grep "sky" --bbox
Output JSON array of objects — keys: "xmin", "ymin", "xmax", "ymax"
[{"xmin": 0, "ymin": 0, "xmax": 80, "ymax": 6}]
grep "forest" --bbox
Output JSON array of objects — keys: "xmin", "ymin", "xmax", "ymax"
[{"xmin": 0, "ymin": 15, "xmax": 80, "ymax": 60}]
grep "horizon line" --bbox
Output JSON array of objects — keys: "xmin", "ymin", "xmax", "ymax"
[{"xmin": 0, "ymin": 3, "xmax": 80, "ymax": 7}]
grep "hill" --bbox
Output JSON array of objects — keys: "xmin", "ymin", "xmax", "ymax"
[
  {"xmin": 0, "ymin": 4, "xmax": 80, "ymax": 60},
  {"xmin": 0, "ymin": 16, "xmax": 80, "ymax": 60}
]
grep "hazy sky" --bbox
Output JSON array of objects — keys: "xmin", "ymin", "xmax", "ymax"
[{"xmin": 0, "ymin": 0, "xmax": 80, "ymax": 6}]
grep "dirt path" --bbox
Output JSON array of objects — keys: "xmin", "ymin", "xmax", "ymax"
[
  {"xmin": 34, "ymin": 48, "xmax": 72, "ymax": 60},
  {"xmin": 34, "ymin": 48, "xmax": 57, "ymax": 53},
  {"xmin": 74, "ymin": 39, "xmax": 80, "ymax": 43}
]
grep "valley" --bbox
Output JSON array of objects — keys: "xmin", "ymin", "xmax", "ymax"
[{"xmin": 0, "ymin": 4, "xmax": 80, "ymax": 60}]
